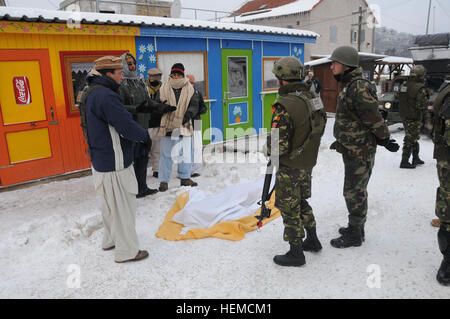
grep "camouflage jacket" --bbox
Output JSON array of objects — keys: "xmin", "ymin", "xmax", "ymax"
[
  {"xmin": 333, "ymin": 67, "xmax": 390, "ymax": 160},
  {"xmin": 433, "ymin": 82, "xmax": 450, "ymax": 161},
  {"xmin": 266, "ymin": 98, "xmax": 293, "ymax": 159},
  {"xmin": 398, "ymin": 77, "xmax": 428, "ymax": 121}
]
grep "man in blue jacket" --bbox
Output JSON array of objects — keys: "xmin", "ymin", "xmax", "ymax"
[{"xmin": 84, "ymin": 56, "xmax": 151, "ymax": 263}]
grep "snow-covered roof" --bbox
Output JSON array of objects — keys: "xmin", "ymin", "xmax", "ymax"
[
  {"xmin": 223, "ymin": 0, "xmax": 322, "ymax": 23},
  {"xmin": 305, "ymin": 52, "xmax": 392, "ymax": 67},
  {"xmin": 304, "ymin": 57, "xmax": 330, "ymax": 67},
  {"xmin": 309, "ymin": 55, "xmax": 411, "ymax": 65},
  {"xmin": 0, "ymin": 7, "xmax": 318, "ymax": 38},
  {"xmin": 376, "ymin": 56, "xmax": 414, "ymax": 64}
]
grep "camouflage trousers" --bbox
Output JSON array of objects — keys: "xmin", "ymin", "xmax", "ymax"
[
  {"xmin": 402, "ymin": 120, "xmax": 421, "ymax": 151},
  {"xmin": 275, "ymin": 165, "xmax": 316, "ymax": 245},
  {"xmin": 436, "ymin": 160, "xmax": 450, "ymax": 231},
  {"xmin": 342, "ymin": 153, "xmax": 375, "ymax": 228}
]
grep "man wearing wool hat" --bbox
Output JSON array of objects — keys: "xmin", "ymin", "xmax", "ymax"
[
  {"xmin": 82, "ymin": 55, "xmax": 152, "ymax": 263},
  {"xmin": 157, "ymin": 63, "xmax": 200, "ymax": 192}
]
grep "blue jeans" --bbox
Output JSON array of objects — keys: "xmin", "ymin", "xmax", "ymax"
[{"xmin": 158, "ymin": 136, "xmax": 192, "ymax": 183}]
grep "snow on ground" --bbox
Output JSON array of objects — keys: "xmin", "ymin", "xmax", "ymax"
[{"xmin": 0, "ymin": 119, "xmax": 447, "ymax": 299}]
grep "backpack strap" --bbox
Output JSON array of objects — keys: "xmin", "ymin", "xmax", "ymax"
[{"xmin": 78, "ymin": 84, "xmax": 103, "ymax": 156}]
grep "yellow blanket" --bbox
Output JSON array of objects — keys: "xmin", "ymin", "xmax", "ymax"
[{"xmin": 156, "ymin": 191, "xmax": 280, "ymax": 241}]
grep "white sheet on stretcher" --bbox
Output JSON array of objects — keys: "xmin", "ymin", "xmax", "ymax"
[{"xmin": 173, "ymin": 176, "xmax": 274, "ymax": 234}]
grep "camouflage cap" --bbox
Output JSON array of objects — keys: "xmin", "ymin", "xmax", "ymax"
[
  {"xmin": 272, "ymin": 56, "xmax": 304, "ymax": 81},
  {"xmin": 330, "ymin": 46, "xmax": 359, "ymax": 68}
]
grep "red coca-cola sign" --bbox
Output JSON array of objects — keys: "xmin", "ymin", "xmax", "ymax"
[{"xmin": 13, "ymin": 76, "xmax": 32, "ymax": 105}]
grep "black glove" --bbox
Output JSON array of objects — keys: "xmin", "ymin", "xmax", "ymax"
[
  {"xmin": 377, "ymin": 138, "xmax": 400, "ymax": 152},
  {"xmin": 136, "ymin": 100, "xmax": 151, "ymax": 113},
  {"xmin": 162, "ymin": 104, "xmax": 177, "ymax": 113},
  {"xmin": 182, "ymin": 112, "xmax": 192, "ymax": 125}
]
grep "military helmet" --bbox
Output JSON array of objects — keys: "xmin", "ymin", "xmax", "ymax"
[
  {"xmin": 272, "ymin": 56, "xmax": 304, "ymax": 81},
  {"xmin": 411, "ymin": 65, "xmax": 427, "ymax": 77},
  {"xmin": 329, "ymin": 46, "xmax": 359, "ymax": 68},
  {"xmin": 148, "ymin": 67, "xmax": 162, "ymax": 76}
]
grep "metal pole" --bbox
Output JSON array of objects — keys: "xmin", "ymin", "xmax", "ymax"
[
  {"xmin": 426, "ymin": 0, "xmax": 432, "ymax": 34},
  {"xmin": 371, "ymin": 20, "xmax": 376, "ymax": 53},
  {"xmin": 358, "ymin": 6, "xmax": 362, "ymax": 52},
  {"xmin": 95, "ymin": 0, "xmax": 100, "ymax": 13},
  {"xmin": 433, "ymin": 6, "xmax": 435, "ymax": 34}
]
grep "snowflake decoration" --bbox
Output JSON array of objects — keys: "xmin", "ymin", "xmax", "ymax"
[
  {"xmin": 138, "ymin": 45, "xmax": 146, "ymax": 54},
  {"xmin": 149, "ymin": 55, "xmax": 156, "ymax": 63},
  {"xmin": 147, "ymin": 44, "xmax": 154, "ymax": 53},
  {"xmin": 233, "ymin": 106, "xmax": 242, "ymax": 117}
]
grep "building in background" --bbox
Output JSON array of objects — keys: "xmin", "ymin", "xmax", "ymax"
[
  {"xmin": 0, "ymin": 7, "xmax": 317, "ymax": 187},
  {"xmin": 59, "ymin": 0, "xmax": 172, "ymax": 17},
  {"xmin": 226, "ymin": 0, "xmax": 377, "ymax": 62}
]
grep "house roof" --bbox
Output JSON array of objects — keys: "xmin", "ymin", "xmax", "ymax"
[
  {"xmin": 224, "ymin": 0, "xmax": 322, "ymax": 23},
  {"xmin": 0, "ymin": 7, "xmax": 318, "ymax": 38},
  {"xmin": 234, "ymin": 0, "xmax": 298, "ymax": 15},
  {"xmin": 225, "ymin": 0, "xmax": 377, "ymax": 25}
]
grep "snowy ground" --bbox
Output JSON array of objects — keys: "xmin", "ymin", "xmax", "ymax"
[{"xmin": 0, "ymin": 119, "xmax": 447, "ymax": 299}]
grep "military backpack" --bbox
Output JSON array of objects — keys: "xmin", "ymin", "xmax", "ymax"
[
  {"xmin": 76, "ymin": 84, "xmax": 103, "ymax": 156},
  {"xmin": 277, "ymin": 90, "xmax": 327, "ymax": 169}
]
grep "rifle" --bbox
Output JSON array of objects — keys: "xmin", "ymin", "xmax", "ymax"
[{"xmin": 256, "ymin": 160, "xmax": 276, "ymax": 228}]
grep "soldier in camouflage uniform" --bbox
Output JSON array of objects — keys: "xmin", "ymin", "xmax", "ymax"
[
  {"xmin": 266, "ymin": 57, "xmax": 327, "ymax": 267},
  {"xmin": 328, "ymin": 46, "xmax": 400, "ymax": 248},
  {"xmin": 432, "ymin": 78, "xmax": 450, "ymax": 285},
  {"xmin": 398, "ymin": 65, "xmax": 429, "ymax": 169}
]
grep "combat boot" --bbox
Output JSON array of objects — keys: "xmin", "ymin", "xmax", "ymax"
[
  {"xmin": 339, "ymin": 224, "xmax": 365, "ymax": 241},
  {"xmin": 303, "ymin": 227, "xmax": 322, "ymax": 252},
  {"xmin": 412, "ymin": 142, "xmax": 425, "ymax": 166},
  {"xmin": 180, "ymin": 179, "xmax": 198, "ymax": 187},
  {"xmin": 437, "ymin": 227, "xmax": 450, "ymax": 286},
  {"xmin": 400, "ymin": 147, "xmax": 416, "ymax": 169},
  {"xmin": 330, "ymin": 225, "xmax": 363, "ymax": 248},
  {"xmin": 273, "ymin": 243, "xmax": 306, "ymax": 267}
]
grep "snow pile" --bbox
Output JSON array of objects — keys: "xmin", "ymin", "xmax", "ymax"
[{"xmin": 0, "ymin": 119, "xmax": 447, "ymax": 298}]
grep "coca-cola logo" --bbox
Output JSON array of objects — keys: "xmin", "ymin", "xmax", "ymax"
[{"xmin": 13, "ymin": 76, "xmax": 32, "ymax": 105}]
